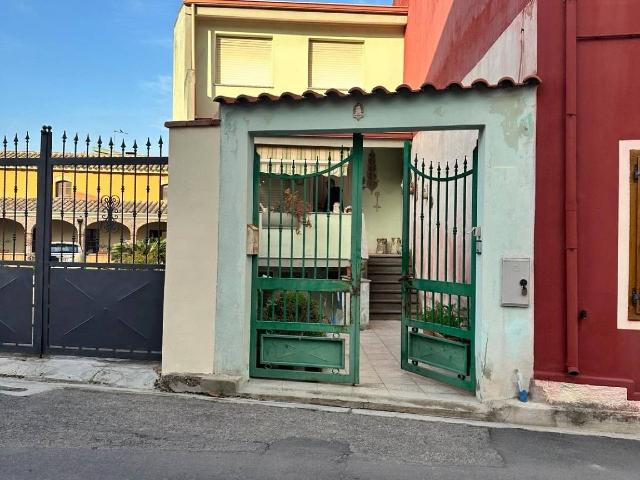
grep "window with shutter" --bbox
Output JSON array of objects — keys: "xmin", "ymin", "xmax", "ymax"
[
  {"xmin": 308, "ymin": 40, "xmax": 364, "ymax": 90},
  {"xmin": 215, "ymin": 36, "xmax": 273, "ymax": 87},
  {"xmin": 55, "ymin": 180, "xmax": 72, "ymax": 198},
  {"xmin": 629, "ymin": 150, "xmax": 640, "ymax": 320}
]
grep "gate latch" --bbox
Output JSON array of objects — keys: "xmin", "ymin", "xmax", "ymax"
[
  {"xmin": 471, "ymin": 226, "xmax": 482, "ymax": 255},
  {"xmin": 632, "ymin": 288, "xmax": 639, "ymax": 307}
]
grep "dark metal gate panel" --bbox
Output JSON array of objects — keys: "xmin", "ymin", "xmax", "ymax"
[
  {"xmin": 0, "ymin": 266, "xmax": 34, "ymax": 347},
  {"xmin": 48, "ymin": 268, "xmax": 164, "ymax": 358},
  {"xmin": 41, "ymin": 132, "xmax": 168, "ymax": 360},
  {"xmin": 401, "ymin": 141, "xmax": 478, "ymax": 392},
  {"xmin": 0, "ymin": 127, "xmax": 168, "ymax": 360},
  {"xmin": 0, "ymin": 132, "xmax": 40, "ymax": 353}
]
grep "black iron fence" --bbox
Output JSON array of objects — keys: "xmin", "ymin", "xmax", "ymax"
[{"xmin": 0, "ymin": 127, "xmax": 168, "ymax": 359}]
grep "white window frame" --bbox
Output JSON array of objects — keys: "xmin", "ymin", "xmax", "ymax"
[{"xmin": 617, "ymin": 140, "xmax": 640, "ymax": 330}]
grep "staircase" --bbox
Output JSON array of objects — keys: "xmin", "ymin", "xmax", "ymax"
[{"xmin": 368, "ymin": 255, "xmax": 404, "ymax": 321}]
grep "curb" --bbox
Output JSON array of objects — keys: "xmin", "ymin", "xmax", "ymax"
[{"xmin": 159, "ymin": 373, "xmax": 640, "ymax": 437}]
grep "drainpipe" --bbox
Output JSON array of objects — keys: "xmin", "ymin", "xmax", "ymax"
[{"xmin": 564, "ymin": 0, "xmax": 579, "ymax": 375}]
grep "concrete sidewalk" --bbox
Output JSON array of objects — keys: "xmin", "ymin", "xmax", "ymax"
[
  {"xmin": 0, "ymin": 353, "xmax": 637, "ymax": 437},
  {"xmin": 0, "ymin": 354, "xmax": 159, "ymax": 390}
]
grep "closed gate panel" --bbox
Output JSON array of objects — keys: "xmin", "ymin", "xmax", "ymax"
[
  {"xmin": 0, "ymin": 128, "xmax": 168, "ymax": 359},
  {"xmin": 0, "ymin": 266, "xmax": 33, "ymax": 346},
  {"xmin": 48, "ymin": 268, "xmax": 164, "ymax": 356}
]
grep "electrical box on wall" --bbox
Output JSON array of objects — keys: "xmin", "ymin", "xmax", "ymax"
[{"xmin": 501, "ymin": 258, "xmax": 531, "ymax": 307}]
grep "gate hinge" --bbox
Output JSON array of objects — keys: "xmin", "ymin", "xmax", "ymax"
[
  {"xmin": 351, "ymin": 285, "xmax": 360, "ymax": 296},
  {"xmin": 632, "ymin": 288, "xmax": 639, "ymax": 307},
  {"xmin": 634, "ymin": 163, "xmax": 640, "ymax": 181}
]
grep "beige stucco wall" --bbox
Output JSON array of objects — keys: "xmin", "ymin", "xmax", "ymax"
[
  {"xmin": 173, "ymin": 8, "xmax": 405, "ymax": 120},
  {"xmin": 162, "ymin": 124, "xmax": 220, "ymax": 375},
  {"xmin": 173, "ymin": 6, "xmax": 195, "ymax": 121},
  {"xmin": 362, "ymin": 147, "xmax": 403, "ymax": 254}
]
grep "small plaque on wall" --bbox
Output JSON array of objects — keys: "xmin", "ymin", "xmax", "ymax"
[{"xmin": 246, "ymin": 224, "xmax": 259, "ymax": 255}]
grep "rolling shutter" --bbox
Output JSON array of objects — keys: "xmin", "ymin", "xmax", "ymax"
[
  {"xmin": 215, "ymin": 36, "xmax": 273, "ymax": 87},
  {"xmin": 309, "ymin": 40, "xmax": 364, "ymax": 90}
]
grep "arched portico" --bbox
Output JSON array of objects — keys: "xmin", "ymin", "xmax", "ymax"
[
  {"xmin": 84, "ymin": 221, "xmax": 131, "ymax": 254},
  {"xmin": 0, "ymin": 219, "xmax": 26, "ymax": 257},
  {"xmin": 136, "ymin": 221, "xmax": 167, "ymax": 242}
]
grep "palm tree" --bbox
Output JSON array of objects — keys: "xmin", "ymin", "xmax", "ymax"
[{"xmin": 111, "ymin": 238, "xmax": 166, "ymax": 264}]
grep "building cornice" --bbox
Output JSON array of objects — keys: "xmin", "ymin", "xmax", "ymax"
[{"xmin": 183, "ymin": 0, "xmax": 408, "ymax": 16}]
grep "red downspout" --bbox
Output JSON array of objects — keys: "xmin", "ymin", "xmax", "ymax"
[{"xmin": 565, "ymin": 0, "xmax": 579, "ymax": 375}]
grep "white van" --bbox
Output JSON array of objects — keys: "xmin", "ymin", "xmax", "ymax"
[{"xmin": 50, "ymin": 242, "xmax": 85, "ymax": 263}]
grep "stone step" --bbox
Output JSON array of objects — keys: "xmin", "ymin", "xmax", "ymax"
[
  {"xmin": 367, "ymin": 255, "xmax": 402, "ymax": 266},
  {"xmin": 370, "ymin": 292, "xmax": 402, "ymax": 302},
  {"xmin": 367, "ymin": 273, "xmax": 402, "ymax": 283},
  {"xmin": 369, "ymin": 313, "xmax": 402, "ymax": 321},
  {"xmin": 367, "ymin": 265, "xmax": 403, "ymax": 275},
  {"xmin": 370, "ymin": 292, "xmax": 419, "ymax": 302}
]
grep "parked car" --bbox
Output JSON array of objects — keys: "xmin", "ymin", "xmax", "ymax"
[{"xmin": 50, "ymin": 242, "xmax": 84, "ymax": 263}]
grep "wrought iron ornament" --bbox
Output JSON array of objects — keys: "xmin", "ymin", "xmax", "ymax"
[{"xmin": 101, "ymin": 195, "xmax": 122, "ymax": 233}]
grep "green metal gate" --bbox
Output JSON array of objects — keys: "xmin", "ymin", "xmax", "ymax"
[
  {"xmin": 400, "ymin": 141, "xmax": 477, "ymax": 391},
  {"xmin": 250, "ymin": 134, "xmax": 363, "ymax": 384}
]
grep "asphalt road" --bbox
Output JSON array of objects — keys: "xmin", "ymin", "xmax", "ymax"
[{"xmin": 0, "ymin": 383, "xmax": 638, "ymax": 480}]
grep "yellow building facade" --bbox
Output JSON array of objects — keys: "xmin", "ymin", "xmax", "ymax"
[
  {"xmin": 0, "ymin": 158, "xmax": 168, "ymax": 259},
  {"xmin": 173, "ymin": 1, "xmax": 407, "ymax": 120}
]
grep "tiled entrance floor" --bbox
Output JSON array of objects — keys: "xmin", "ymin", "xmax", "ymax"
[
  {"xmin": 360, "ymin": 320, "xmax": 466, "ymax": 396},
  {"xmin": 240, "ymin": 320, "xmax": 474, "ymax": 406}
]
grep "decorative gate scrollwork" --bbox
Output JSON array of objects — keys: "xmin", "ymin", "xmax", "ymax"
[{"xmin": 101, "ymin": 195, "xmax": 121, "ymax": 233}]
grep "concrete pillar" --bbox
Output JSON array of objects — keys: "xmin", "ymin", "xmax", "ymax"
[{"xmin": 162, "ymin": 119, "xmax": 220, "ymax": 375}]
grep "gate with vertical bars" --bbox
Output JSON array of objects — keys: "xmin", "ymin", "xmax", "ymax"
[
  {"xmin": 401, "ymin": 141, "xmax": 477, "ymax": 391},
  {"xmin": 250, "ymin": 134, "xmax": 364, "ymax": 384},
  {"xmin": 0, "ymin": 127, "xmax": 167, "ymax": 359}
]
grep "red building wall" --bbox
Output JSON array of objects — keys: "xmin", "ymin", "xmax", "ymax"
[
  {"xmin": 535, "ymin": 0, "xmax": 640, "ymax": 400},
  {"xmin": 400, "ymin": 0, "xmax": 640, "ymax": 399},
  {"xmin": 395, "ymin": 0, "xmax": 529, "ymax": 87}
]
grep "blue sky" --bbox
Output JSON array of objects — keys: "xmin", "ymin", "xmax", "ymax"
[{"xmin": 0, "ymin": 0, "xmax": 391, "ymax": 150}]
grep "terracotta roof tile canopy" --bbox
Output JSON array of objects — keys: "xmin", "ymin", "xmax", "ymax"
[
  {"xmin": 214, "ymin": 75, "xmax": 542, "ymax": 106},
  {"xmin": 183, "ymin": 0, "xmax": 408, "ymax": 15}
]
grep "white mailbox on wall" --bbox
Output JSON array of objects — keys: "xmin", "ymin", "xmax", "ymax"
[{"xmin": 501, "ymin": 258, "xmax": 531, "ymax": 307}]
